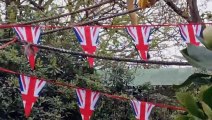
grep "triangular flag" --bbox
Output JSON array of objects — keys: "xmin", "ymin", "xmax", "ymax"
[
  {"xmin": 126, "ymin": 26, "xmax": 152, "ymax": 60},
  {"xmin": 18, "ymin": 74, "xmax": 46, "ymax": 118},
  {"xmin": 13, "ymin": 26, "xmax": 41, "ymax": 70},
  {"xmin": 76, "ymin": 89, "xmax": 100, "ymax": 120},
  {"xmin": 179, "ymin": 24, "xmax": 202, "ymax": 46},
  {"xmin": 73, "ymin": 26, "xmax": 101, "ymax": 67},
  {"xmin": 131, "ymin": 100, "xmax": 155, "ymax": 120}
]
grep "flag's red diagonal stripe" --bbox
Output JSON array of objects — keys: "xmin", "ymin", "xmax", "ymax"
[
  {"xmin": 34, "ymin": 27, "xmax": 39, "ymax": 36},
  {"xmin": 92, "ymin": 28, "xmax": 97, "ymax": 36},
  {"xmin": 76, "ymin": 28, "xmax": 85, "ymax": 40},
  {"xmin": 21, "ymin": 74, "xmax": 26, "ymax": 89},
  {"xmin": 0, "ymin": 67, "xmax": 186, "ymax": 111},
  {"xmin": 128, "ymin": 28, "xmax": 137, "ymax": 40},
  {"xmin": 180, "ymin": 26, "xmax": 187, "ymax": 38},
  {"xmin": 78, "ymin": 89, "xmax": 84, "ymax": 104},
  {"xmin": 147, "ymin": 104, "xmax": 151, "ymax": 112},
  {"xmin": 133, "ymin": 101, "xmax": 138, "ymax": 116},
  {"xmin": 15, "ymin": 28, "xmax": 25, "ymax": 40},
  {"xmin": 37, "ymin": 80, "xmax": 43, "ymax": 88},
  {"xmin": 92, "ymin": 92, "xmax": 98, "ymax": 102}
]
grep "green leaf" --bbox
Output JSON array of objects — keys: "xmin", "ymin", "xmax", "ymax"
[
  {"xmin": 196, "ymin": 35, "xmax": 207, "ymax": 47},
  {"xmin": 181, "ymin": 45, "xmax": 212, "ymax": 70},
  {"xmin": 202, "ymin": 86, "xmax": 212, "ymax": 108},
  {"xmin": 176, "ymin": 92, "xmax": 206, "ymax": 119},
  {"xmin": 196, "ymin": 35, "xmax": 212, "ymax": 50},
  {"xmin": 181, "ymin": 48, "xmax": 202, "ymax": 68},
  {"xmin": 199, "ymin": 86, "xmax": 210, "ymax": 100},
  {"xmin": 174, "ymin": 73, "xmax": 211, "ymax": 88},
  {"xmin": 201, "ymin": 101, "xmax": 212, "ymax": 119},
  {"xmin": 187, "ymin": 44, "xmax": 212, "ymax": 62}
]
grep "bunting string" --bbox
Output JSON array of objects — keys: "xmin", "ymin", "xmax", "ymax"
[
  {"xmin": 0, "ymin": 6, "xmax": 141, "ymax": 42},
  {"xmin": 0, "ymin": 22, "xmax": 210, "ymax": 45},
  {"xmin": 0, "ymin": 23, "xmax": 206, "ymax": 66},
  {"xmin": 0, "ymin": 22, "xmax": 212, "ymax": 29},
  {"xmin": 0, "ymin": 66, "xmax": 185, "ymax": 111}
]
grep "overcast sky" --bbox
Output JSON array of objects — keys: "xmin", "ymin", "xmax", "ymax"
[{"xmin": 198, "ymin": 1, "xmax": 212, "ymax": 11}]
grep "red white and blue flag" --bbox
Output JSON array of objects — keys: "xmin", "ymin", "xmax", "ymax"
[
  {"xmin": 13, "ymin": 26, "xmax": 41, "ymax": 70},
  {"xmin": 179, "ymin": 24, "xmax": 202, "ymax": 46},
  {"xmin": 76, "ymin": 89, "xmax": 100, "ymax": 120},
  {"xmin": 73, "ymin": 26, "xmax": 101, "ymax": 67},
  {"xmin": 18, "ymin": 74, "xmax": 46, "ymax": 118},
  {"xmin": 127, "ymin": 26, "xmax": 152, "ymax": 60},
  {"xmin": 131, "ymin": 100, "xmax": 155, "ymax": 120}
]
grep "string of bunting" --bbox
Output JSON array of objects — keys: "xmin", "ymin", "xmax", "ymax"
[
  {"xmin": 2, "ymin": 29, "xmax": 191, "ymax": 66},
  {"xmin": 0, "ymin": 66, "xmax": 185, "ymax": 119},
  {"xmin": 5, "ymin": 23, "xmax": 202, "ymax": 67},
  {"xmin": 0, "ymin": 6, "xmax": 141, "ymax": 42}
]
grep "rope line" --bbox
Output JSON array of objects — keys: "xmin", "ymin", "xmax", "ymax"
[
  {"xmin": 1, "ymin": 22, "xmax": 212, "ymax": 29},
  {"xmin": 0, "ymin": 7, "xmax": 141, "ymax": 42},
  {"xmin": 0, "ymin": 67, "xmax": 185, "ymax": 111}
]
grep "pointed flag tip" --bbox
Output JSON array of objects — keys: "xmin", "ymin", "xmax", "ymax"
[
  {"xmin": 25, "ymin": 111, "xmax": 31, "ymax": 118},
  {"xmin": 87, "ymin": 57, "xmax": 94, "ymax": 68},
  {"xmin": 28, "ymin": 54, "xmax": 36, "ymax": 70},
  {"xmin": 19, "ymin": 75, "xmax": 46, "ymax": 119}
]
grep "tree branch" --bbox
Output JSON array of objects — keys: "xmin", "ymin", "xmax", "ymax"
[
  {"xmin": 28, "ymin": 41, "xmax": 190, "ymax": 66},
  {"xmin": 43, "ymin": 0, "xmax": 54, "ymax": 8},
  {"xmin": 38, "ymin": 0, "xmax": 44, "ymax": 6},
  {"xmin": 187, "ymin": 0, "xmax": 202, "ymax": 23},
  {"xmin": 163, "ymin": 0, "xmax": 191, "ymax": 22},
  {"xmin": 28, "ymin": 0, "xmax": 44, "ymax": 10}
]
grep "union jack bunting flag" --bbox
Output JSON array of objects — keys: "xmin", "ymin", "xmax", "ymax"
[
  {"xmin": 73, "ymin": 26, "xmax": 101, "ymax": 67},
  {"xmin": 126, "ymin": 26, "xmax": 152, "ymax": 60},
  {"xmin": 18, "ymin": 74, "xmax": 46, "ymax": 118},
  {"xmin": 76, "ymin": 89, "xmax": 100, "ymax": 120},
  {"xmin": 179, "ymin": 24, "xmax": 202, "ymax": 46},
  {"xmin": 131, "ymin": 100, "xmax": 155, "ymax": 120},
  {"xmin": 13, "ymin": 26, "xmax": 41, "ymax": 70}
]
